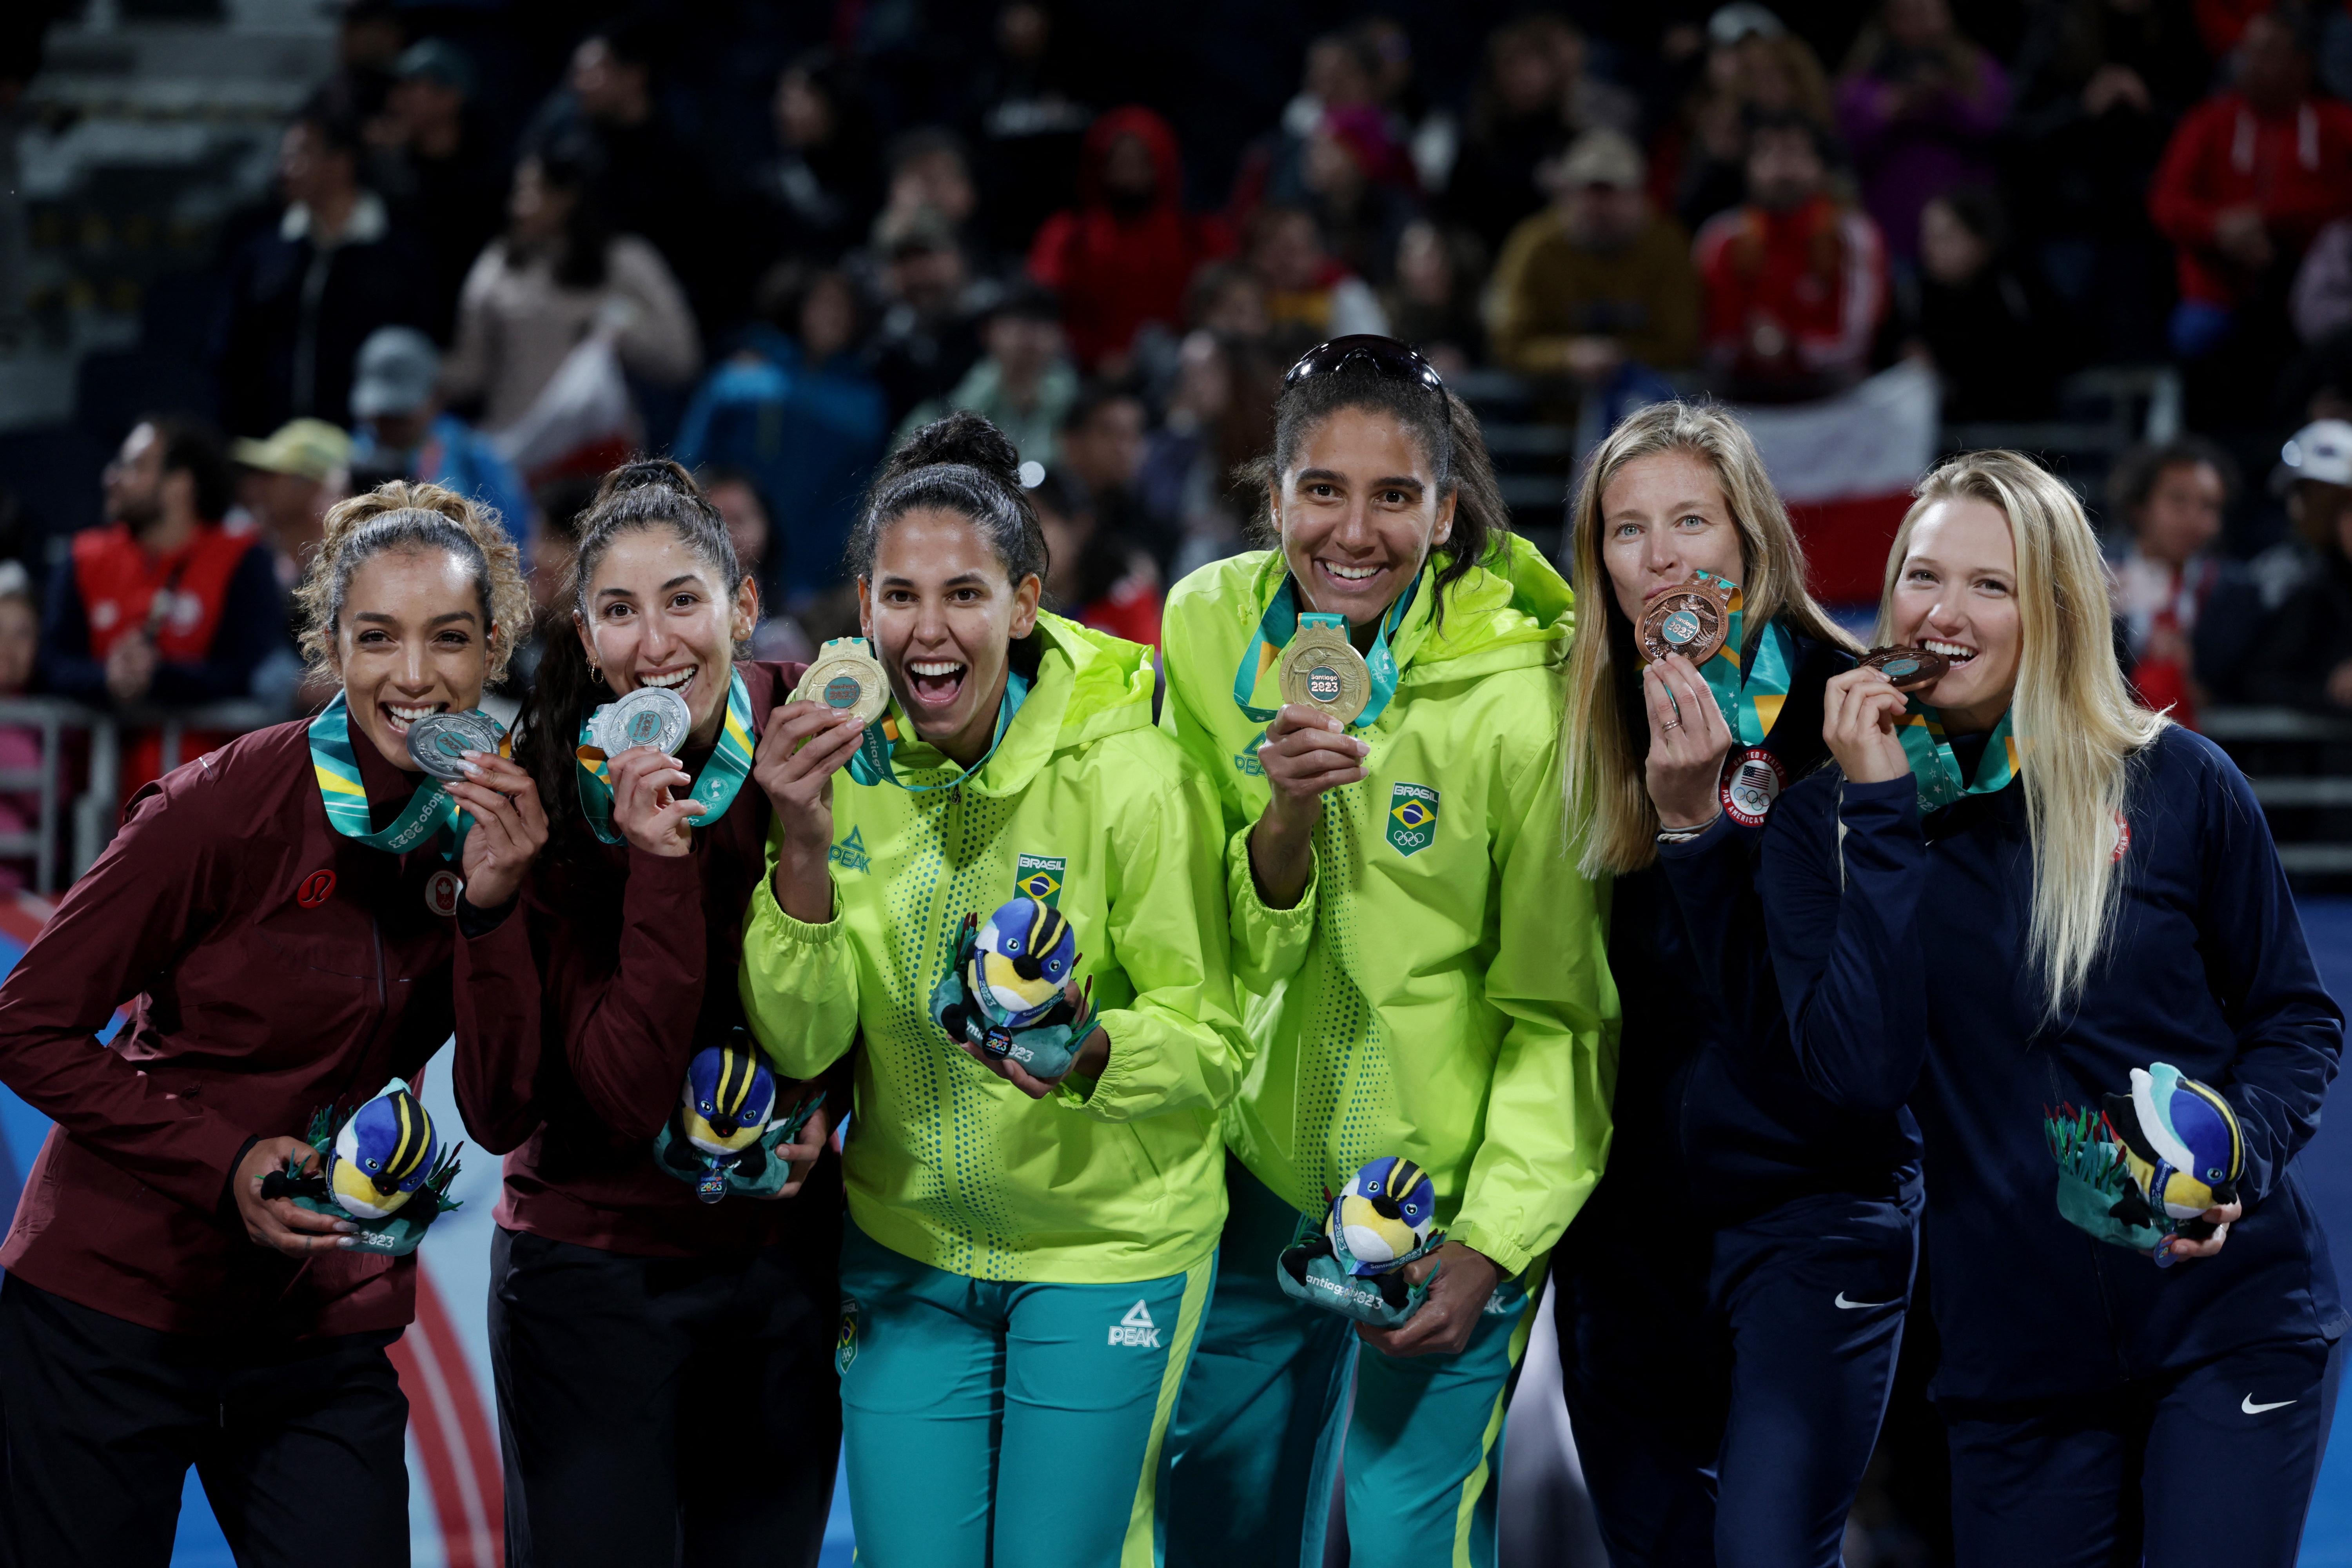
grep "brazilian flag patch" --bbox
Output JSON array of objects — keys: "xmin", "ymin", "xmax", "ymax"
[
  {"xmin": 1387, "ymin": 782, "xmax": 1439, "ymax": 857},
  {"xmin": 836, "ymin": 1296, "xmax": 860, "ymax": 1374},
  {"xmin": 1015, "ymin": 853, "xmax": 1066, "ymax": 906}
]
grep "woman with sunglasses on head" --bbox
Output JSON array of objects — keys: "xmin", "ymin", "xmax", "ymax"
[
  {"xmin": 1156, "ymin": 336, "xmax": 1615, "ymax": 1568},
  {"xmin": 449, "ymin": 461, "xmax": 841, "ymax": 1568},
  {"xmin": 0, "ymin": 482, "xmax": 538, "ymax": 1566},
  {"xmin": 1553, "ymin": 402, "xmax": 1922, "ymax": 1567},
  {"xmin": 1760, "ymin": 451, "xmax": 2344, "ymax": 1566},
  {"xmin": 736, "ymin": 412, "xmax": 1248, "ymax": 1568}
]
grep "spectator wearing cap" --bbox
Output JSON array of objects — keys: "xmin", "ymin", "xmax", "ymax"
[
  {"xmin": 213, "ymin": 97, "xmax": 434, "ymax": 437},
  {"xmin": 893, "ymin": 283, "xmax": 1076, "ymax": 467},
  {"xmin": 2246, "ymin": 418, "xmax": 2352, "ymax": 711},
  {"xmin": 231, "ymin": 417, "xmax": 352, "ymax": 585},
  {"xmin": 1898, "ymin": 185, "xmax": 2067, "ymax": 420},
  {"xmin": 40, "ymin": 416, "xmax": 281, "ymax": 793},
  {"xmin": 347, "ymin": 326, "xmax": 529, "ymax": 556},
  {"xmin": 1834, "ymin": 0, "xmax": 2010, "ymax": 266},
  {"xmin": 1693, "ymin": 114, "xmax": 1887, "ymax": 399},
  {"xmin": 672, "ymin": 266, "xmax": 889, "ymax": 610},
  {"xmin": 370, "ymin": 38, "xmax": 507, "ymax": 341},
  {"xmin": 1488, "ymin": 128, "xmax": 1702, "ymax": 393},
  {"xmin": 2107, "ymin": 437, "xmax": 2263, "ymax": 726},
  {"xmin": 2150, "ymin": 13, "xmax": 2352, "ymax": 365},
  {"xmin": 439, "ymin": 134, "xmax": 700, "ymax": 445},
  {"xmin": 1027, "ymin": 106, "xmax": 1234, "ymax": 374}
]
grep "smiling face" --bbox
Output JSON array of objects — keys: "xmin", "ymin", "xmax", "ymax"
[
  {"xmin": 859, "ymin": 508, "xmax": 1042, "ymax": 766},
  {"xmin": 577, "ymin": 528, "xmax": 757, "ymax": 748},
  {"xmin": 1276, "ymin": 405, "xmax": 1455, "ymax": 630},
  {"xmin": 334, "ymin": 547, "xmax": 491, "ymax": 772},
  {"xmin": 1888, "ymin": 495, "xmax": 2022, "ymax": 733},
  {"xmin": 1598, "ymin": 448, "xmax": 1748, "ymax": 626}
]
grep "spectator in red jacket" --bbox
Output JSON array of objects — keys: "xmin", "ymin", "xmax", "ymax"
[
  {"xmin": 1693, "ymin": 114, "xmax": 1888, "ymax": 400},
  {"xmin": 1027, "ymin": 106, "xmax": 1232, "ymax": 374},
  {"xmin": 2149, "ymin": 11, "xmax": 2352, "ymax": 359}
]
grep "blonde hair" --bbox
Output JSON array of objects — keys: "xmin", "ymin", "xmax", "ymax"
[
  {"xmin": 1563, "ymin": 401, "xmax": 1860, "ymax": 876},
  {"xmin": 1879, "ymin": 451, "xmax": 2166, "ymax": 1018},
  {"xmin": 295, "ymin": 480, "xmax": 530, "ymax": 685}
]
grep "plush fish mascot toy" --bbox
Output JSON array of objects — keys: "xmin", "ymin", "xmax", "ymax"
[
  {"xmin": 1278, "ymin": 1156, "xmax": 1448, "ymax": 1326},
  {"xmin": 931, "ymin": 895, "xmax": 1098, "ymax": 1079},
  {"xmin": 260, "ymin": 1080, "xmax": 463, "ymax": 1255},
  {"xmin": 653, "ymin": 1031, "xmax": 825, "ymax": 1202},
  {"xmin": 2046, "ymin": 1062, "xmax": 2245, "ymax": 1265}
]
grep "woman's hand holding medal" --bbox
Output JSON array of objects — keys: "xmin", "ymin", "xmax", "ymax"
[
  {"xmin": 447, "ymin": 752, "xmax": 549, "ymax": 911},
  {"xmin": 1642, "ymin": 653, "xmax": 1735, "ymax": 829},
  {"xmin": 1822, "ymin": 665, "xmax": 1916, "ymax": 785},
  {"xmin": 753, "ymin": 697, "xmax": 865, "ymax": 924},
  {"xmin": 602, "ymin": 744, "xmax": 704, "ymax": 857},
  {"xmin": 1248, "ymin": 703, "xmax": 1369, "ymax": 910}
]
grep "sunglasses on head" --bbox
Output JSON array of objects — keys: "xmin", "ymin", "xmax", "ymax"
[{"xmin": 1283, "ymin": 335, "xmax": 1448, "ymax": 398}]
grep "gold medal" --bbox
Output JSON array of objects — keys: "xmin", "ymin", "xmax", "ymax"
[
  {"xmin": 1638, "ymin": 572, "xmax": 1734, "ymax": 665},
  {"xmin": 792, "ymin": 637, "xmax": 891, "ymax": 727},
  {"xmin": 1278, "ymin": 613, "xmax": 1371, "ymax": 726}
]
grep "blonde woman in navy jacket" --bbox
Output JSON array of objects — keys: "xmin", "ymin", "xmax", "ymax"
[{"xmin": 1759, "ymin": 450, "xmax": 2343, "ymax": 1567}]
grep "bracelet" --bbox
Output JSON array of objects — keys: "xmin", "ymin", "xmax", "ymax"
[{"xmin": 1655, "ymin": 809, "xmax": 1722, "ymax": 845}]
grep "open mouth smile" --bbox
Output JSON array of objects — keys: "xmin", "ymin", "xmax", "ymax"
[{"xmin": 905, "ymin": 657, "xmax": 967, "ymax": 710}]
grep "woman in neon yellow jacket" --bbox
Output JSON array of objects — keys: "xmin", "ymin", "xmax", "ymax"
[
  {"xmin": 737, "ymin": 412, "xmax": 1249, "ymax": 1568},
  {"xmin": 1157, "ymin": 337, "xmax": 1617, "ymax": 1568}
]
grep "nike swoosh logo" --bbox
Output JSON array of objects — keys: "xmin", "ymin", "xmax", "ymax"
[
  {"xmin": 1834, "ymin": 1292, "xmax": 1896, "ymax": 1310},
  {"xmin": 2243, "ymin": 1396, "xmax": 2297, "ymax": 1415}
]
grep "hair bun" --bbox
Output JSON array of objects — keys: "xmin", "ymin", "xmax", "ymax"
[
  {"xmin": 595, "ymin": 457, "xmax": 704, "ymax": 505},
  {"xmin": 888, "ymin": 410, "xmax": 1021, "ymax": 488}
]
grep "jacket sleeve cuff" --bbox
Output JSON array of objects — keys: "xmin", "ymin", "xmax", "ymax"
[
  {"xmin": 1654, "ymin": 811, "xmax": 1738, "ymax": 861},
  {"xmin": 1226, "ymin": 819, "xmax": 1317, "ymax": 985},
  {"xmin": 1449, "ymin": 1217, "xmax": 1535, "ymax": 1282},
  {"xmin": 748, "ymin": 866, "xmax": 844, "ymax": 945}
]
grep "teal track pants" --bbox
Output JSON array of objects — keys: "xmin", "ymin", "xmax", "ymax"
[
  {"xmin": 1160, "ymin": 1161, "xmax": 1541, "ymax": 1568},
  {"xmin": 836, "ymin": 1221, "xmax": 1214, "ymax": 1568}
]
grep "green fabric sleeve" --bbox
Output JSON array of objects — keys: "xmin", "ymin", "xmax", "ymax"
[
  {"xmin": 737, "ymin": 857, "xmax": 860, "ymax": 1082},
  {"xmin": 1450, "ymin": 726, "xmax": 1620, "ymax": 1279},
  {"xmin": 1223, "ymin": 818, "xmax": 1319, "ymax": 993},
  {"xmin": 1061, "ymin": 745, "xmax": 1255, "ymax": 1125}
]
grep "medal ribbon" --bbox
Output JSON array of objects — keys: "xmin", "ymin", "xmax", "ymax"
[
  {"xmin": 846, "ymin": 667, "xmax": 1031, "ymax": 792},
  {"xmin": 309, "ymin": 691, "xmax": 502, "ymax": 858},
  {"xmin": 575, "ymin": 668, "xmax": 757, "ymax": 845},
  {"xmin": 1641, "ymin": 575, "xmax": 1796, "ymax": 748},
  {"xmin": 1231, "ymin": 571, "xmax": 1416, "ymax": 730},
  {"xmin": 1896, "ymin": 702, "xmax": 2020, "ymax": 814}
]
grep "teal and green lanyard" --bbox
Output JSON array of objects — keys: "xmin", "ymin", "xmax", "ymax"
[
  {"xmin": 575, "ymin": 668, "xmax": 757, "ymax": 845},
  {"xmin": 309, "ymin": 691, "xmax": 497, "ymax": 858},
  {"xmin": 1231, "ymin": 572, "xmax": 1417, "ymax": 730},
  {"xmin": 1645, "ymin": 573, "xmax": 1796, "ymax": 747},
  {"xmin": 1896, "ymin": 702, "xmax": 2020, "ymax": 814},
  {"xmin": 847, "ymin": 668, "xmax": 1031, "ymax": 791}
]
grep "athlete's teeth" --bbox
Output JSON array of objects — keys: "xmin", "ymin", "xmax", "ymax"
[
  {"xmin": 643, "ymin": 667, "xmax": 694, "ymax": 688},
  {"xmin": 911, "ymin": 662, "xmax": 962, "ymax": 676}
]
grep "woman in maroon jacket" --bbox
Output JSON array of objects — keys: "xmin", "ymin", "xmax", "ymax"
[
  {"xmin": 0, "ymin": 481, "xmax": 541, "ymax": 1566},
  {"xmin": 453, "ymin": 461, "xmax": 841, "ymax": 1568}
]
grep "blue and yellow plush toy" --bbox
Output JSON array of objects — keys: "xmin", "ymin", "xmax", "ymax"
[
  {"xmin": 2047, "ymin": 1062, "xmax": 2246, "ymax": 1265},
  {"xmin": 653, "ymin": 1031, "xmax": 824, "ymax": 1203},
  {"xmin": 930, "ymin": 896, "xmax": 1097, "ymax": 1078},
  {"xmin": 1278, "ymin": 1156, "xmax": 1448, "ymax": 1325},
  {"xmin": 261, "ymin": 1080, "xmax": 463, "ymax": 1255}
]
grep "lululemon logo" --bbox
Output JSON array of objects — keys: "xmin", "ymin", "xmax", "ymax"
[{"xmin": 297, "ymin": 869, "xmax": 336, "ymax": 907}]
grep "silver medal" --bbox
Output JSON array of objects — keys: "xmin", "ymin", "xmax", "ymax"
[
  {"xmin": 405, "ymin": 712, "xmax": 501, "ymax": 780},
  {"xmin": 593, "ymin": 686, "xmax": 691, "ymax": 757}
]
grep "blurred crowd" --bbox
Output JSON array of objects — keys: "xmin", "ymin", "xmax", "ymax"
[{"xmin": 4, "ymin": 0, "xmax": 2352, "ymax": 858}]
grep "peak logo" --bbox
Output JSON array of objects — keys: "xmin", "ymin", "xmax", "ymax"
[
  {"xmin": 1109, "ymin": 1299, "xmax": 1160, "ymax": 1348},
  {"xmin": 829, "ymin": 827, "xmax": 871, "ymax": 875}
]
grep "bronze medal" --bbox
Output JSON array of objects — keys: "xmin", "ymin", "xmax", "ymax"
[
  {"xmin": 1638, "ymin": 574, "xmax": 1733, "ymax": 665},
  {"xmin": 1278, "ymin": 614, "xmax": 1371, "ymax": 726},
  {"xmin": 1860, "ymin": 646, "xmax": 1950, "ymax": 691},
  {"xmin": 791, "ymin": 637, "xmax": 891, "ymax": 727}
]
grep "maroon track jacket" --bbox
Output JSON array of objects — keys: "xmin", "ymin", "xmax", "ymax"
[{"xmin": 0, "ymin": 717, "xmax": 477, "ymax": 1338}]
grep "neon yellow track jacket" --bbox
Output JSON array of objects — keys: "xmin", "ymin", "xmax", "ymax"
[
  {"xmin": 1158, "ymin": 539, "xmax": 1618, "ymax": 1279},
  {"xmin": 739, "ymin": 614, "xmax": 1250, "ymax": 1284}
]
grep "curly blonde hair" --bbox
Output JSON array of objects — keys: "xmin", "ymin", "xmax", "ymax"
[{"xmin": 294, "ymin": 480, "xmax": 530, "ymax": 684}]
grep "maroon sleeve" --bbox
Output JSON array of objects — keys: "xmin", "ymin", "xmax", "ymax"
[
  {"xmin": 0, "ymin": 772, "xmax": 255, "ymax": 1212},
  {"xmin": 550, "ymin": 848, "xmax": 709, "ymax": 1142},
  {"xmin": 451, "ymin": 908, "xmax": 545, "ymax": 1155}
]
